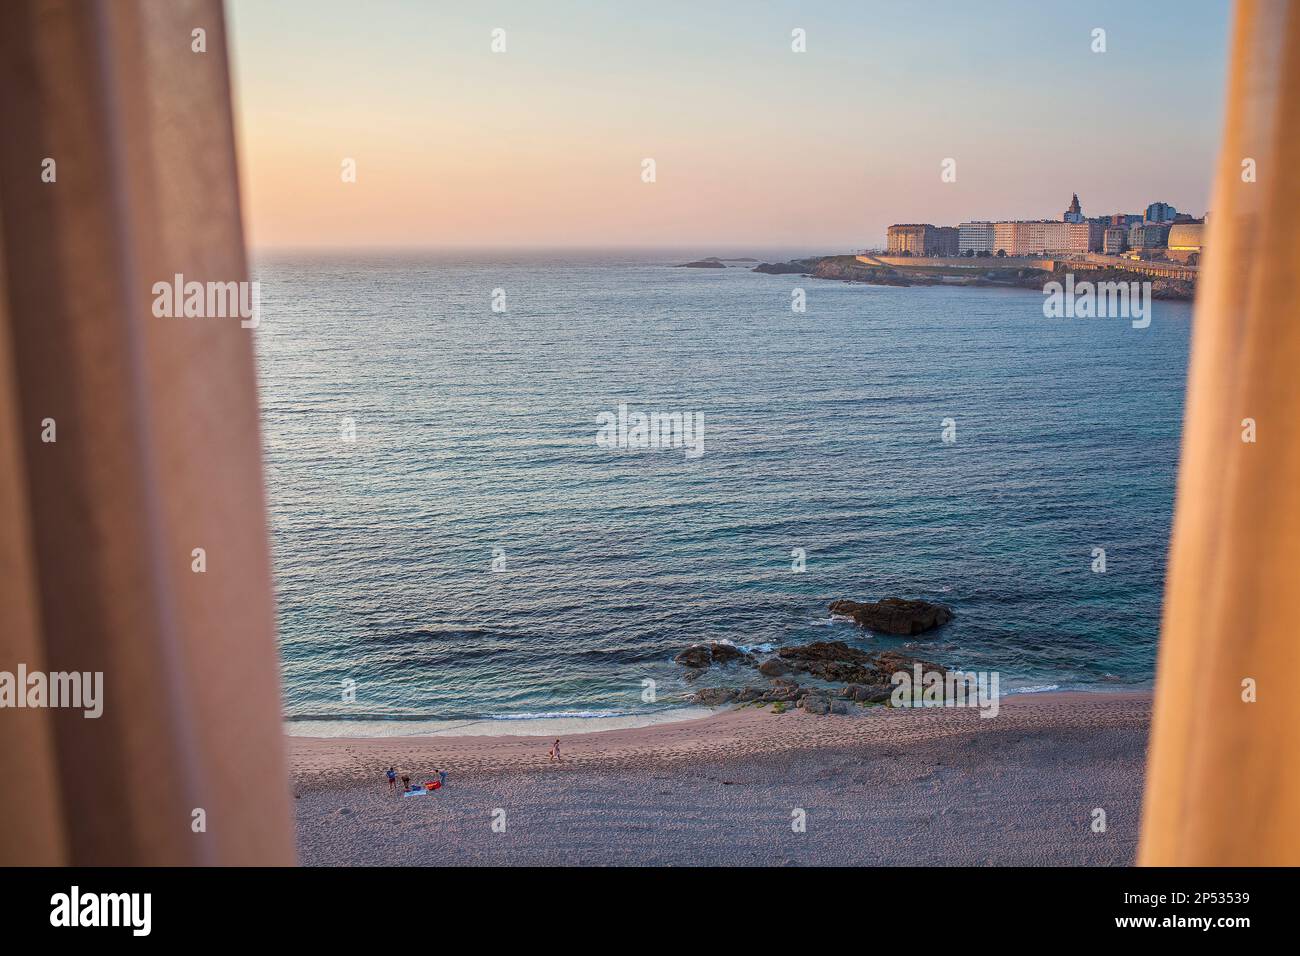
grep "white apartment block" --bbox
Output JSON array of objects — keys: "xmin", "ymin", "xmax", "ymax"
[
  {"xmin": 958, "ymin": 221, "xmax": 995, "ymax": 254},
  {"xmin": 991, "ymin": 220, "xmax": 1098, "ymax": 255}
]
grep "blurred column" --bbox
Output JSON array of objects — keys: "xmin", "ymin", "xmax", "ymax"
[
  {"xmin": 1140, "ymin": 0, "xmax": 1300, "ymax": 865},
  {"xmin": 0, "ymin": 0, "xmax": 294, "ymax": 865}
]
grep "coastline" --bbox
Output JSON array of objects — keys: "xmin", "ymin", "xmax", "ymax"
[
  {"xmin": 282, "ymin": 682, "xmax": 1139, "ymax": 739},
  {"xmin": 284, "ymin": 706, "xmax": 718, "ymax": 739},
  {"xmin": 292, "ymin": 689, "xmax": 1151, "ymax": 865},
  {"xmin": 753, "ymin": 254, "xmax": 1197, "ymax": 300}
]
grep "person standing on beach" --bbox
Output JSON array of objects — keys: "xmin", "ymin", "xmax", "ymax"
[
  {"xmin": 386, "ymin": 766, "xmax": 397, "ymax": 791},
  {"xmin": 549, "ymin": 739, "xmax": 561, "ymax": 762},
  {"xmin": 400, "ymin": 773, "xmax": 411, "ymax": 791}
]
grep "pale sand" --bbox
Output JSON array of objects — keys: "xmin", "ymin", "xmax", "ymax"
[{"xmin": 291, "ymin": 691, "xmax": 1150, "ymax": 866}]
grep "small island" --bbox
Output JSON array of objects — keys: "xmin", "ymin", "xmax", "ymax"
[{"xmin": 675, "ymin": 256, "xmax": 761, "ymax": 268}]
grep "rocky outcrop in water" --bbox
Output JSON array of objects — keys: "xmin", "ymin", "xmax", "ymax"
[
  {"xmin": 777, "ymin": 641, "xmax": 944, "ymax": 683},
  {"xmin": 828, "ymin": 598, "xmax": 953, "ymax": 636},
  {"xmin": 757, "ymin": 657, "xmax": 791, "ymax": 678},
  {"xmin": 673, "ymin": 642, "xmax": 752, "ymax": 668},
  {"xmin": 679, "ymin": 639, "xmax": 943, "ymax": 713}
]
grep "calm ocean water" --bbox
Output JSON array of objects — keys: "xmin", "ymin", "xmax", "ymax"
[{"xmin": 252, "ymin": 251, "xmax": 1191, "ymax": 731}]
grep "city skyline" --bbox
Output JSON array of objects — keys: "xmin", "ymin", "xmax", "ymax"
[
  {"xmin": 228, "ymin": 0, "xmax": 1230, "ymax": 250},
  {"xmin": 884, "ymin": 191, "xmax": 1206, "ymax": 257}
]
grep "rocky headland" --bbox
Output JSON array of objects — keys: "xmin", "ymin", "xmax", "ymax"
[
  {"xmin": 754, "ymin": 255, "xmax": 917, "ymax": 286},
  {"xmin": 752, "ymin": 255, "xmax": 1196, "ymax": 300}
]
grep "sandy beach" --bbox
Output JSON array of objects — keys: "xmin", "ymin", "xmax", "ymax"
[{"xmin": 290, "ymin": 691, "xmax": 1150, "ymax": 866}]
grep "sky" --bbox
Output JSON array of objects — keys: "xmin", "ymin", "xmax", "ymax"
[{"xmin": 227, "ymin": 0, "xmax": 1232, "ymax": 251}]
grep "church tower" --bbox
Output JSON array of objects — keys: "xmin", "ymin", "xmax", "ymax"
[{"xmin": 1064, "ymin": 193, "xmax": 1084, "ymax": 223}]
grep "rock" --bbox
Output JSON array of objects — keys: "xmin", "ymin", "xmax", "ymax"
[
  {"xmin": 765, "ymin": 679, "xmax": 800, "ymax": 702},
  {"xmin": 674, "ymin": 642, "xmax": 752, "ymax": 668},
  {"xmin": 806, "ymin": 661, "xmax": 878, "ymax": 683},
  {"xmin": 692, "ymin": 679, "xmax": 802, "ymax": 707},
  {"xmin": 753, "ymin": 258, "xmax": 819, "ymax": 275},
  {"xmin": 674, "ymin": 645, "xmax": 713, "ymax": 668},
  {"xmin": 685, "ymin": 637, "xmax": 948, "ymax": 710},
  {"xmin": 842, "ymin": 683, "xmax": 894, "ymax": 703},
  {"xmin": 777, "ymin": 641, "xmax": 943, "ymax": 685},
  {"xmin": 872, "ymin": 649, "xmax": 944, "ymax": 679},
  {"xmin": 691, "ymin": 687, "xmax": 735, "ymax": 706},
  {"xmin": 777, "ymin": 640, "xmax": 881, "ymax": 683},
  {"xmin": 709, "ymin": 642, "xmax": 747, "ymax": 664},
  {"xmin": 802, "ymin": 694, "xmax": 830, "ymax": 715},
  {"xmin": 676, "ymin": 258, "xmax": 725, "ymax": 268},
  {"xmin": 828, "ymin": 597, "xmax": 953, "ymax": 636},
  {"xmin": 779, "ymin": 640, "xmax": 872, "ymax": 665}
]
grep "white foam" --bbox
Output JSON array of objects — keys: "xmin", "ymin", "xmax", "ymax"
[{"xmin": 1003, "ymin": 684, "xmax": 1061, "ymax": 695}]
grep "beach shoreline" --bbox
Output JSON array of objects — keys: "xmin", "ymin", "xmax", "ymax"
[
  {"xmin": 292, "ymin": 690, "xmax": 1151, "ymax": 865},
  {"xmin": 284, "ymin": 706, "xmax": 719, "ymax": 740}
]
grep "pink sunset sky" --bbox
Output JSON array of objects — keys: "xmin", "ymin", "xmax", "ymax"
[{"xmin": 228, "ymin": 0, "xmax": 1230, "ymax": 250}]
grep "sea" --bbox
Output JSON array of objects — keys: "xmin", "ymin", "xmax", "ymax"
[{"xmin": 251, "ymin": 250, "xmax": 1191, "ymax": 736}]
